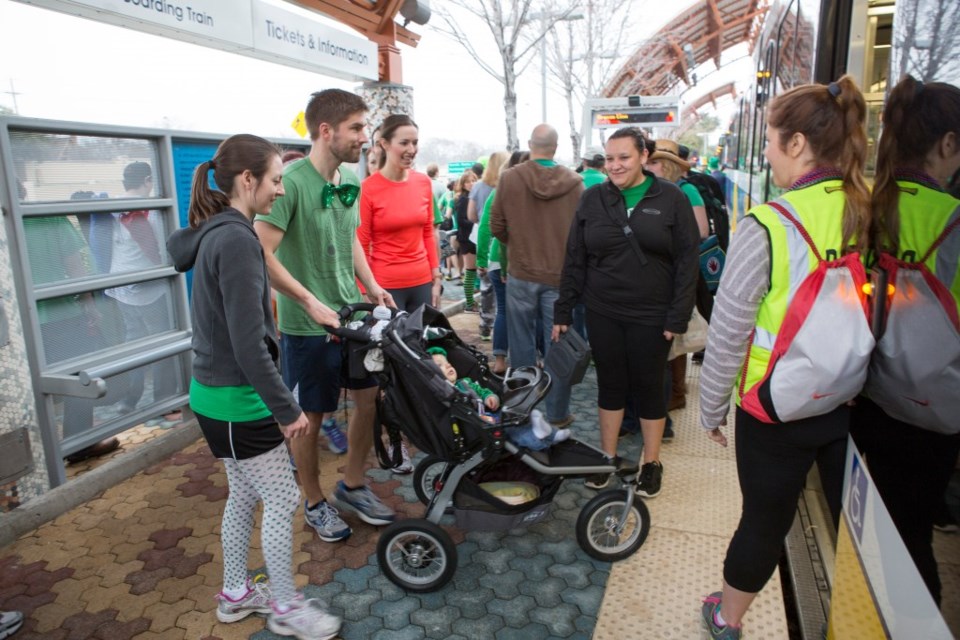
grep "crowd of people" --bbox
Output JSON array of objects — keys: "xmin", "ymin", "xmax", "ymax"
[{"xmin": 6, "ymin": 74, "xmax": 952, "ymax": 640}]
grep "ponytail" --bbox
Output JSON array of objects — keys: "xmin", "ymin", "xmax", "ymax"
[
  {"xmin": 188, "ymin": 160, "xmax": 229, "ymax": 228},
  {"xmin": 768, "ymin": 75, "xmax": 871, "ymax": 253},
  {"xmin": 834, "ymin": 75, "xmax": 872, "ymax": 255},
  {"xmin": 186, "ymin": 134, "xmax": 281, "ymax": 229},
  {"xmin": 871, "ymin": 76, "xmax": 960, "ymax": 254}
]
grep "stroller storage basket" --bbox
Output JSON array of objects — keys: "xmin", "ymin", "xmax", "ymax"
[{"xmin": 453, "ymin": 456, "xmax": 562, "ymax": 531}]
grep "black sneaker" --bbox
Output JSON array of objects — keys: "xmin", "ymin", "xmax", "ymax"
[
  {"xmin": 637, "ymin": 461, "xmax": 663, "ymax": 498},
  {"xmin": 662, "ymin": 422, "xmax": 675, "ymax": 443}
]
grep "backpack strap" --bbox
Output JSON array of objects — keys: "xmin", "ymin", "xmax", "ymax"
[
  {"xmin": 919, "ymin": 208, "xmax": 960, "ymax": 264},
  {"xmin": 767, "ymin": 201, "xmax": 824, "ymax": 263},
  {"xmin": 599, "ymin": 191, "xmax": 648, "ymax": 266}
]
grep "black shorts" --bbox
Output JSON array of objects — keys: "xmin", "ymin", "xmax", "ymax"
[
  {"xmin": 458, "ymin": 239, "xmax": 477, "ymax": 256},
  {"xmin": 196, "ymin": 413, "xmax": 285, "ymax": 460},
  {"xmin": 280, "ymin": 333, "xmax": 377, "ymax": 414}
]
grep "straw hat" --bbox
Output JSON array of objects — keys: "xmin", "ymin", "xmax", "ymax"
[{"xmin": 649, "ymin": 139, "xmax": 692, "ymax": 170}]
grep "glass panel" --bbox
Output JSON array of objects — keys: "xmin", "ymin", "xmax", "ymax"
[
  {"xmin": 53, "ymin": 352, "xmax": 187, "ymax": 445},
  {"xmin": 9, "ymin": 132, "xmax": 163, "ymax": 203},
  {"xmin": 23, "ymin": 209, "xmax": 173, "ymax": 283},
  {"xmin": 37, "ymin": 280, "xmax": 178, "ymax": 366}
]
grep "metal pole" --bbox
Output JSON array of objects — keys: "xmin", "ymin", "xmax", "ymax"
[{"xmin": 541, "ymin": 35, "xmax": 547, "ymax": 122}]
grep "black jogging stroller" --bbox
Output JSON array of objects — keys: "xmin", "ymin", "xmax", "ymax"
[{"xmin": 329, "ymin": 303, "xmax": 651, "ymax": 592}]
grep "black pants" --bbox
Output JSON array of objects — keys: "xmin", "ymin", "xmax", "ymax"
[
  {"xmin": 585, "ymin": 310, "xmax": 670, "ymax": 419},
  {"xmin": 850, "ymin": 397, "xmax": 960, "ymax": 605},
  {"xmin": 724, "ymin": 405, "xmax": 849, "ymax": 593}
]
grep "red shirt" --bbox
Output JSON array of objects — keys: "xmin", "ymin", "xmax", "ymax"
[{"xmin": 358, "ymin": 171, "xmax": 439, "ymax": 289}]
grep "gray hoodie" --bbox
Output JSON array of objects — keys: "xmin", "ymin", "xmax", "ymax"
[{"xmin": 167, "ymin": 209, "xmax": 300, "ymax": 425}]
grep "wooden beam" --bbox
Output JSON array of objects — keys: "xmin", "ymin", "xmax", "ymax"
[{"xmin": 706, "ymin": 0, "xmax": 724, "ymax": 67}]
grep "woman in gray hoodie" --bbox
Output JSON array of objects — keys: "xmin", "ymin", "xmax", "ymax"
[{"xmin": 167, "ymin": 134, "xmax": 340, "ymax": 640}]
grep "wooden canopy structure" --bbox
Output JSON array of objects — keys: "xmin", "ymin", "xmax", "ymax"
[
  {"xmin": 603, "ymin": 0, "xmax": 768, "ymax": 97},
  {"xmin": 291, "ymin": 0, "xmax": 426, "ymax": 83}
]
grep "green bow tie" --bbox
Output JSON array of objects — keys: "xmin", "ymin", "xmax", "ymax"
[{"xmin": 320, "ymin": 182, "xmax": 360, "ymax": 208}]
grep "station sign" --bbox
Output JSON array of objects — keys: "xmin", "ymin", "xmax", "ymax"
[
  {"xmin": 15, "ymin": 0, "xmax": 378, "ymax": 81},
  {"xmin": 447, "ymin": 161, "xmax": 475, "ymax": 175},
  {"xmin": 587, "ymin": 95, "xmax": 680, "ymax": 130}
]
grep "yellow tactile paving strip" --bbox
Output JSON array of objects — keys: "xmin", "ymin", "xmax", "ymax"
[{"xmin": 594, "ymin": 363, "xmax": 791, "ymax": 639}]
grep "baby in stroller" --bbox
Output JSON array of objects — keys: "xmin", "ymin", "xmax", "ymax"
[{"xmin": 427, "ymin": 346, "xmax": 570, "ymax": 450}]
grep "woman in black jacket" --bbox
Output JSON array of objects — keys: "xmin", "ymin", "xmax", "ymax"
[{"xmin": 553, "ymin": 127, "xmax": 700, "ymax": 497}]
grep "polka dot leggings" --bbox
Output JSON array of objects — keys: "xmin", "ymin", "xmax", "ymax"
[{"xmin": 220, "ymin": 442, "xmax": 300, "ymax": 606}]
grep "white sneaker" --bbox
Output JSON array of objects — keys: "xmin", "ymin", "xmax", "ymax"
[
  {"xmin": 216, "ymin": 578, "xmax": 272, "ymax": 623},
  {"xmin": 388, "ymin": 441, "xmax": 414, "ymax": 475},
  {"xmin": 268, "ymin": 598, "xmax": 341, "ymax": 640}
]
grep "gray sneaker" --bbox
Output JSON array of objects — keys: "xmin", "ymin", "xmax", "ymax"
[
  {"xmin": 216, "ymin": 577, "xmax": 272, "ymax": 623},
  {"xmin": 268, "ymin": 597, "xmax": 341, "ymax": 640},
  {"xmin": 305, "ymin": 500, "xmax": 351, "ymax": 542},
  {"xmin": 333, "ymin": 480, "xmax": 396, "ymax": 526}
]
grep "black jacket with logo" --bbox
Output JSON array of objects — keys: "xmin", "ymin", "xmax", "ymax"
[{"xmin": 555, "ymin": 171, "xmax": 700, "ymax": 333}]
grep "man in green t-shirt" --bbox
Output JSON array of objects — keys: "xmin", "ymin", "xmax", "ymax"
[
  {"xmin": 255, "ymin": 89, "xmax": 396, "ymax": 542},
  {"xmin": 579, "ymin": 146, "xmax": 607, "ymax": 189}
]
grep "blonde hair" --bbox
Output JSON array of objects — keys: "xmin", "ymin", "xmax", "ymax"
[{"xmin": 482, "ymin": 151, "xmax": 511, "ymax": 186}]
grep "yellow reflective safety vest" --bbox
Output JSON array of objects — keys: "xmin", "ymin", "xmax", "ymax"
[
  {"xmin": 735, "ymin": 177, "xmax": 874, "ymax": 422},
  {"xmin": 864, "ymin": 178, "xmax": 960, "ymax": 434}
]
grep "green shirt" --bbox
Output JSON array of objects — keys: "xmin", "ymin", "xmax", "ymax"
[
  {"xmin": 432, "ymin": 194, "xmax": 443, "ymax": 226},
  {"xmin": 189, "ymin": 379, "xmax": 271, "ymax": 422},
  {"xmin": 476, "ymin": 187, "xmax": 506, "ymax": 271},
  {"xmin": 581, "ymin": 168, "xmax": 606, "ymax": 189},
  {"xmin": 534, "ymin": 159, "xmax": 557, "ymax": 167},
  {"xmin": 24, "ymin": 216, "xmax": 89, "ymax": 324},
  {"xmin": 255, "ymin": 158, "xmax": 363, "ymax": 336},
  {"xmin": 679, "ymin": 181, "xmax": 705, "ymax": 207},
  {"xmin": 622, "ymin": 176, "xmax": 653, "ymax": 214}
]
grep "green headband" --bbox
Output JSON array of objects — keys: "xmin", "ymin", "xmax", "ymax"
[{"xmin": 427, "ymin": 346, "xmax": 447, "ymax": 357}]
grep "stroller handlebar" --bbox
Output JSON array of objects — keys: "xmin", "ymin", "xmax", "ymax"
[{"xmin": 324, "ymin": 303, "xmax": 400, "ymax": 342}]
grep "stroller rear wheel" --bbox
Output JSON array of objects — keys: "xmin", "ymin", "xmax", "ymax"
[
  {"xmin": 576, "ymin": 489, "xmax": 650, "ymax": 561},
  {"xmin": 377, "ymin": 519, "xmax": 458, "ymax": 592},
  {"xmin": 413, "ymin": 455, "xmax": 448, "ymax": 506}
]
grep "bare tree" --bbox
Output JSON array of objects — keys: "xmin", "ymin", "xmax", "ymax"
[
  {"xmin": 541, "ymin": 0, "xmax": 632, "ymax": 161},
  {"xmin": 894, "ymin": 0, "xmax": 960, "ymax": 85},
  {"xmin": 432, "ymin": 0, "xmax": 579, "ymax": 150}
]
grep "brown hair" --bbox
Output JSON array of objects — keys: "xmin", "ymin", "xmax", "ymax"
[
  {"xmin": 608, "ymin": 127, "xmax": 649, "ymax": 157},
  {"xmin": 305, "ymin": 89, "xmax": 367, "ymax": 141},
  {"xmin": 872, "ymin": 75, "xmax": 960, "ymax": 252},
  {"xmin": 507, "ymin": 150, "xmax": 529, "ymax": 168},
  {"xmin": 455, "ymin": 170, "xmax": 476, "ymax": 196},
  {"xmin": 188, "ymin": 134, "xmax": 280, "ymax": 228},
  {"xmin": 377, "ymin": 113, "xmax": 418, "ymax": 169},
  {"xmin": 767, "ymin": 75, "xmax": 871, "ymax": 253},
  {"xmin": 482, "ymin": 151, "xmax": 511, "ymax": 186}
]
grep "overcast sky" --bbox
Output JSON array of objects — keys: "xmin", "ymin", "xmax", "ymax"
[{"xmin": 0, "ymin": 0, "xmax": 741, "ymax": 161}]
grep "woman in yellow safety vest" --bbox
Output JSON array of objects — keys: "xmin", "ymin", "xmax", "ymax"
[
  {"xmin": 697, "ymin": 75, "xmax": 871, "ymax": 639},
  {"xmin": 851, "ymin": 75, "xmax": 960, "ymax": 607}
]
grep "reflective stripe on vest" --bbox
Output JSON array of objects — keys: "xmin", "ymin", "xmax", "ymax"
[{"xmin": 735, "ymin": 181, "xmax": 847, "ymax": 406}]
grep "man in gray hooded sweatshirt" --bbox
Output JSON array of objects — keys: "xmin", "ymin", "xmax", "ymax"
[{"xmin": 490, "ymin": 124, "xmax": 584, "ymax": 427}]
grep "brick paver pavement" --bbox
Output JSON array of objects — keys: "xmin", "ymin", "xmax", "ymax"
[{"xmin": 0, "ymin": 290, "xmax": 640, "ymax": 640}]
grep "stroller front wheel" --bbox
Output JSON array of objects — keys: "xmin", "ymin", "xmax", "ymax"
[
  {"xmin": 377, "ymin": 519, "xmax": 458, "ymax": 592},
  {"xmin": 576, "ymin": 489, "xmax": 651, "ymax": 562}
]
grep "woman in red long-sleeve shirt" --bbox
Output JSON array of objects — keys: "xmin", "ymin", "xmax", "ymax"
[{"xmin": 359, "ymin": 114, "xmax": 442, "ymax": 311}]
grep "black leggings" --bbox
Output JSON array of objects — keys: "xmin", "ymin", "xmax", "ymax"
[
  {"xmin": 585, "ymin": 310, "xmax": 671, "ymax": 419},
  {"xmin": 850, "ymin": 397, "xmax": 960, "ymax": 605},
  {"xmin": 723, "ymin": 405, "xmax": 849, "ymax": 593},
  {"xmin": 388, "ymin": 282, "xmax": 433, "ymax": 313}
]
